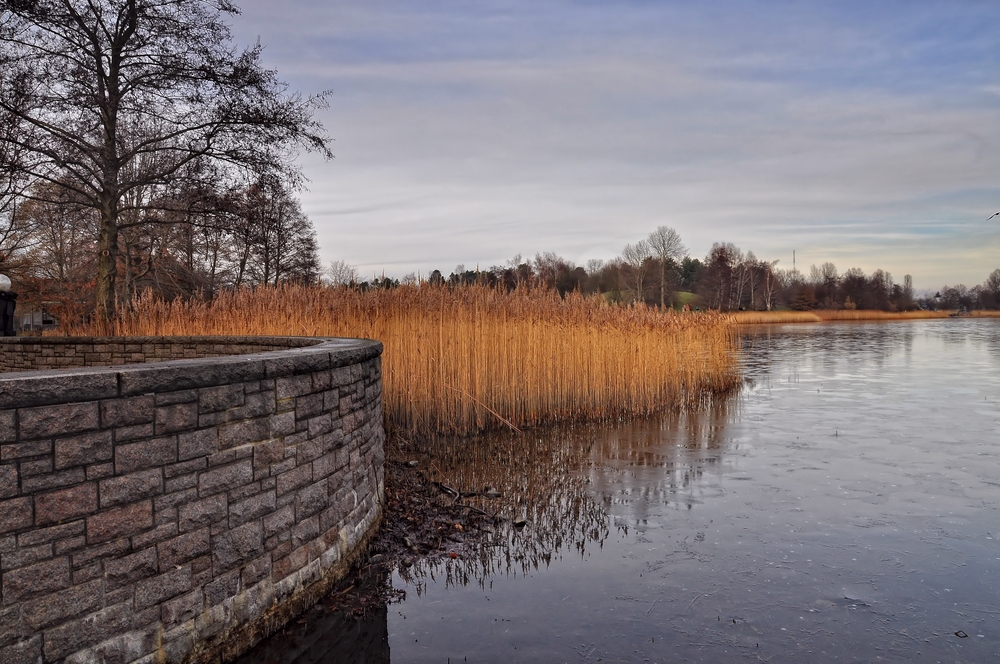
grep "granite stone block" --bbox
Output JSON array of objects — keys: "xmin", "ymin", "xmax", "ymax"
[
  {"xmin": 35, "ymin": 483, "xmax": 98, "ymax": 525},
  {"xmin": 104, "ymin": 546, "xmax": 158, "ymax": 589},
  {"xmin": 0, "ymin": 496, "xmax": 33, "ymax": 534},
  {"xmin": 99, "ymin": 469, "xmax": 163, "ymax": 508},
  {"xmin": 211, "ymin": 521, "xmax": 263, "ymax": 574},
  {"xmin": 135, "ymin": 565, "xmax": 193, "ymax": 610},
  {"xmin": 0, "ymin": 464, "xmax": 17, "ymax": 499},
  {"xmin": 178, "ymin": 494, "xmax": 228, "ymax": 532},
  {"xmin": 2, "ymin": 556, "xmax": 70, "ymax": 603},
  {"xmin": 116, "ymin": 436, "xmax": 177, "ymax": 474},
  {"xmin": 155, "ymin": 402, "xmax": 199, "ymax": 435},
  {"xmin": 157, "ymin": 528, "xmax": 210, "ymax": 572},
  {"xmin": 21, "ymin": 578, "xmax": 102, "ymax": 630},
  {"xmin": 42, "ymin": 602, "xmax": 132, "ymax": 661},
  {"xmin": 100, "ymin": 395, "xmax": 154, "ymax": 427},
  {"xmin": 86, "ymin": 501, "xmax": 153, "ymax": 544},
  {"xmin": 276, "ymin": 464, "xmax": 312, "ymax": 499},
  {"xmin": 218, "ymin": 418, "xmax": 269, "ymax": 450},
  {"xmin": 178, "ymin": 428, "xmax": 218, "ymax": 461},
  {"xmin": 18, "ymin": 402, "xmax": 98, "ymax": 439},
  {"xmin": 53, "ymin": 430, "xmax": 113, "ymax": 471},
  {"xmin": 198, "ymin": 459, "xmax": 253, "ymax": 497}
]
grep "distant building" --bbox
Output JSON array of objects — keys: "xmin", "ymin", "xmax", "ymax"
[{"xmin": 18, "ymin": 309, "xmax": 59, "ymax": 332}]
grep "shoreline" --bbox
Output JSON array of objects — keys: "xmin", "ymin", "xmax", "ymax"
[{"xmin": 727, "ymin": 309, "xmax": 1000, "ymax": 324}]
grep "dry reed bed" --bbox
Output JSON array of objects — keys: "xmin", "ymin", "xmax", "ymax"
[
  {"xmin": 728, "ymin": 309, "xmax": 953, "ymax": 324},
  {"xmin": 71, "ymin": 285, "xmax": 741, "ymax": 437}
]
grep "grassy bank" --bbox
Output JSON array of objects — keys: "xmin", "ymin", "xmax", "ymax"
[
  {"xmin": 727, "ymin": 309, "xmax": 956, "ymax": 324},
  {"xmin": 69, "ymin": 284, "xmax": 741, "ymax": 437}
]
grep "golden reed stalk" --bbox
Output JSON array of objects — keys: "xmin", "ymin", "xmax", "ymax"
[
  {"xmin": 727, "ymin": 309, "xmax": 954, "ymax": 324},
  {"xmin": 68, "ymin": 284, "xmax": 741, "ymax": 437}
]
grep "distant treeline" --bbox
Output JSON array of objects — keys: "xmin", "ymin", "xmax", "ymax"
[
  {"xmin": 7, "ymin": 206, "xmax": 1000, "ymax": 327},
  {"xmin": 334, "ymin": 229, "xmax": 1000, "ymax": 313},
  {"xmin": 423, "ymin": 249, "xmax": 921, "ymax": 312},
  {"xmin": 930, "ymin": 275, "xmax": 1000, "ymax": 311}
]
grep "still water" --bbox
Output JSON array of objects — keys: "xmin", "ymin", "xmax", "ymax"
[{"xmin": 243, "ymin": 319, "xmax": 1000, "ymax": 663}]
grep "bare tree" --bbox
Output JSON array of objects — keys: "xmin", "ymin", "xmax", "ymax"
[
  {"xmin": 230, "ymin": 176, "xmax": 319, "ymax": 287},
  {"xmin": 646, "ymin": 226, "xmax": 687, "ymax": 308},
  {"xmin": 697, "ymin": 242, "xmax": 739, "ymax": 310},
  {"xmin": 193, "ymin": 222, "xmax": 230, "ymax": 297},
  {"xmin": 620, "ymin": 240, "xmax": 652, "ymax": 303},
  {"xmin": 984, "ymin": 269, "xmax": 1000, "ymax": 299},
  {"xmin": 0, "ymin": 188, "xmax": 32, "ymax": 277},
  {"xmin": 20, "ymin": 184, "xmax": 96, "ymax": 282},
  {"xmin": 0, "ymin": 113, "xmax": 33, "ymax": 275},
  {"xmin": 0, "ymin": 0, "xmax": 331, "ymax": 319},
  {"xmin": 532, "ymin": 252, "xmax": 562, "ymax": 289},
  {"xmin": 741, "ymin": 252, "xmax": 760, "ymax": 309},
  {"xmin": 326, "ymin": 260, "xmax": 360, "ymax": 287},
  {"xmin": 761, "ymin": 260, "xmax": 781, "ymax": 311}
]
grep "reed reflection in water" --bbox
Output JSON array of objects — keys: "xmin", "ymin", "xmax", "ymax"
[
  {"xmin": 397, "ymin": 391, "xmax": 741, "ymax": 594},
  {"xmin": 397, "ymin": 427, "xmax": 609, "ymax": 594},
  {"xmin": 583, "ymin": 398, "xmax": 738, "ymax": 519}
]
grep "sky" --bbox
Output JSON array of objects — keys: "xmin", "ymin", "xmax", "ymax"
[{"xmin": 229, "ymin": 0, "xmax": 1000, "ymax": 290}]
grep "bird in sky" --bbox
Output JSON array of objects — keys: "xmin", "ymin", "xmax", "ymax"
[{"xmin": 990, "ymin": 211, "xmax": 1000, "ymax": 220}]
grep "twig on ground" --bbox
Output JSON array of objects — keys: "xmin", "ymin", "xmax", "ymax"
[{"xmin": 442, "ymin": 384, "xmax": 523, "ymax": 434}]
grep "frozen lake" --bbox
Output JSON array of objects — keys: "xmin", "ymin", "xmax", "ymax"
[{"xmin": 240, "ymin": 319, "xmax": 1000, "ymax": 663}]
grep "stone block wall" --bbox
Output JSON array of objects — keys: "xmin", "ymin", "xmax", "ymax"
[
  {"xmin": 0, "ymin": 337, "xmax": 384, "ymax": 664},
  {"xmin": 0, "ymin": 336, "xmax": 323, "ymax": 373}
]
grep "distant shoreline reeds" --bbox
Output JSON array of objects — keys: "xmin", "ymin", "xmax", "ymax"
[
  {"xmin": 67, "ymin": 284, "xmax": 742, "ymax": 437},
  {"xmin": 727, "ymin": 309, "xmax": 958, "ymax": 324}
]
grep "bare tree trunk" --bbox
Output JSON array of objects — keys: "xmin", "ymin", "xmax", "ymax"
[
  {"xmin": 748, "ymin": 267, "xmax": 760, "ymax": 309},
  {"xmin": 95, "ymin": 48, "xmax": 122, "ymax": 323},
  {"xmin": 660, "ymin": 261, "xmax": 665, "ymax": 309},
  {"xmin": 122, "ymin": 235, "xmax": 133, "ymax": 303},
  {"xmin": 95, "ymin": 195, "xmax": 119, "ymax": 323}
]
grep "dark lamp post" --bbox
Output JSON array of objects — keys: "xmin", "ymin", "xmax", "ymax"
[{"xmin": 0, "ymin": 274, "xmax": 17, "ymax": 337}]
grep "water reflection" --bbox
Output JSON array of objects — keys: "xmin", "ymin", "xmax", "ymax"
[
  {"xmin": 584, "ymin": 401, "xmax": 738, "ymax": 526},
  {"xmin": 401, "ymin": 427, "xmax": 610, "ymax": 591},
  {"xmin": 742, "ymin": 320, "xmax": 919, "ymax": 378},
  {"xmin": 402, "ymin": 391, "xmax": 744, "ymax": 587},
  {"xmin": 235, "ymin": 581, "xmax": 390, "ymax": 664}
]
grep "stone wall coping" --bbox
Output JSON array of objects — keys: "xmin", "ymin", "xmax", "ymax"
[
  {"xmin": 0, "ymin": 335, "xmax": 321, "ymax": 347},
  {"xmin": 0, "ymin": 336, "xmax": 382, "ymax": 409}
]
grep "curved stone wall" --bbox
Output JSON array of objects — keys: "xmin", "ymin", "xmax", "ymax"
[
  {"xmin": 0, "ymin": 336, "xmax": 325, "ymax": 375},
  {"xmin": 0, "ymin": 337, "xmax": 384, "ymax": 664}
]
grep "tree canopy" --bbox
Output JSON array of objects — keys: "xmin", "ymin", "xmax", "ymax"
[{"xmin": 0, "ymin": 0, "xmax": 331, "ymax": 317}]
